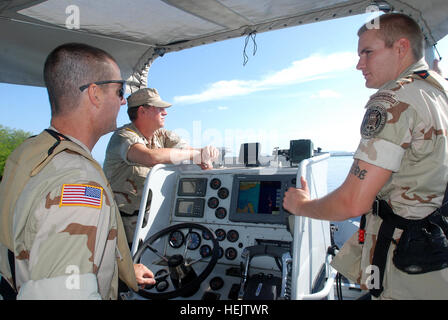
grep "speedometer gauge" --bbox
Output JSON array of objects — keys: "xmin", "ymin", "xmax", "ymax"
[
  {"xmin": 168, "ymin": 230, "xmax": 185, "ymax": 248},
  {"xmin": 186, "ymin": 231, "xmax": 201, "ymax": 250}
]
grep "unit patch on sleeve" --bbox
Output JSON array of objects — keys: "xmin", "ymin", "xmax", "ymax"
[
  {"xmin": 60, "ymin": 184, "xmax": 103, "ymax": 209},
  {"xmin": 360, "ymin": 104, "xmax": 387, "ymax": 139}
]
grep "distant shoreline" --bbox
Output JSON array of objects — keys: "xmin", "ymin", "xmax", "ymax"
[{"xmin": 329, "ymin": 151, "xmax": 354, "ymax": 157}]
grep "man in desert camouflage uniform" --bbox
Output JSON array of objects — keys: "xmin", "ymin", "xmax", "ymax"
[
  {"xmin": 104, "ymin": 88, "xmax": 219, "ymax": 245},
  {"xmin": 283, "ymin": 13, "xmax": 448, "ymax": 299},
  {"xmin": 0, "ymin": 43, "xmax": 155, "ymax": 299}
]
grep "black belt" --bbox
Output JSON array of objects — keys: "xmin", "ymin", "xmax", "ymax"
[
  {"xmin": 120, "ymin": 210, "xmax": 139, "ymax": 217},
  {"xmin": 369, "ymin": 200, "xmax": 402, "ymax": 298},
  {"xmin": 367, "ymin": 197, "xmax": 448, "ymax": 298}
]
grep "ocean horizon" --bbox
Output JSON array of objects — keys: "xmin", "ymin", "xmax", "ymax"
[{"xmin": 327, "ymin": 155, "xmax": 353, "ymax": 193}]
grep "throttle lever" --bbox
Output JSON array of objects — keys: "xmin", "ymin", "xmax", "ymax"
[{"xmin": 237, "ymin": 244, "xmax": 290, "ymax": 300}]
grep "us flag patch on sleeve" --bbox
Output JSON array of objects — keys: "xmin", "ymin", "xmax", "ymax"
[{"xmin": 60, "ymin": 184, "xmax": 103, "ymax": 209}]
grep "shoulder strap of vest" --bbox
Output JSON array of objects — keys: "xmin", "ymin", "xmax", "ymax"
[
  {"xmin": 44, "ymin": 129, "xmax": 72, "ymax": 156},
  {"xmin": 413, "ymin": 69, "xmax": 448, "ymax": 94},
  {"xmin": 414, "ymin": 70, "xmax": 430, "ymax": 79},
  {"xmin": 29, "ymin": 131, "xmax": 96, "ymax": 177}
]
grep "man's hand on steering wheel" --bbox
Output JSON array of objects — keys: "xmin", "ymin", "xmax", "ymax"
[{"xmin": 134, "ymin": 263, "xmax": 156, "ymax": 288}]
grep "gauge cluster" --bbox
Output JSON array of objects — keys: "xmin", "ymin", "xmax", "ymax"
[
  {"xmin": 136, "ymin": 171, "xmax": 295, "ymax": 299},
  {"xmin": 169, "ymin": 173, "xmax": 293, "ymax": 269}
]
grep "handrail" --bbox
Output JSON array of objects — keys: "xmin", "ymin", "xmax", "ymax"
[
  {"xmin": 131, "ymin": 164, "xmax": 169, "ymax": 256},
  {"xmin": 299, "ymin": 265, "xmax": 337, "ymax": 300},
  {"xmin": 290, "ymin": 153, "xmax": 330, "ymax": 300}
]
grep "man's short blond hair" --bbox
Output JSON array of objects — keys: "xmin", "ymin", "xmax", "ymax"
[
  {"xmin": 44, "ymin": 43, "xmax": 117, "ymax": 117},
  {"xmin": 358, "ymin": 13, "xmax": 424, "ymax": 61}
]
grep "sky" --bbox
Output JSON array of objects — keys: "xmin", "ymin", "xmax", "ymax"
[{"xmin": 1, "ymin": 13, "xmax": 448, "ymax": 164}]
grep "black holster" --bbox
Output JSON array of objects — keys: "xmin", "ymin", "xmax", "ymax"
[
  {"xmin": 392, "ymin": 209, "xmax": 448, "ymax": 274},
  {"xmin": 369, "ymin": 199, "xmax": 448, "ymax": 298}
]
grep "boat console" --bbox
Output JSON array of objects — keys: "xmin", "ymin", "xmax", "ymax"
[{"xmin": 125, "ymin": 151, "xmax": 335, "ymax": 300}]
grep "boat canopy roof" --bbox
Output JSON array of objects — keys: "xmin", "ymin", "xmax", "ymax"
[{"xmin": 1, "ymin": 0, "xmax": 448, "ymax": 91}]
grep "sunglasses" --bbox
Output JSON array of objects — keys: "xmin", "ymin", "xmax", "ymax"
[{"xmin": 79, "ymin": 80, "xmax": 126, "ymax": 98}]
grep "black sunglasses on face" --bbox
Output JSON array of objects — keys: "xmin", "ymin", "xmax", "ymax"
[{"xmin": 79, "ymin": 80, "xmax": 126, "ymax": 98}]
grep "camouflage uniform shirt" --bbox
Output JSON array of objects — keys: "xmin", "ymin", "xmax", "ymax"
[
  {"xmin": 331, "ymin": 59, "xmax": 448, "ymax": 299},
  {"xmin": 103, "ymin": 123, "xmax": 188, "ymax": 242},
  {"xmin": 10, "ymin": 130, "xmax": 121, "ymax": 299}
]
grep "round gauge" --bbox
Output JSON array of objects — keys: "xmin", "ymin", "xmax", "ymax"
[
  {"xmin": 168, "ymin": 230, "xmax": 185, "ymax": 248},
  {"xmin": 225, "ymin": 247, "xmax": 237, "ymax": 260},
  {"xmin": 226, "ymin": 229, "xmax": 239, "ymax": 242},
  {"xmin": 202, "ymin": 230, "xmax": 212, "ymax": 241},
  {"xmin": 199, "ymin": 244, "xmax": 212, "ymax": 258},
  {"xmin": 210, "ymin": 178, "xmax": 221, "ymax": 190},
  {"xmin": 209, "ymin": 276, "xmax": 224, "ymax": 291},
  {"xmin": 218, "ymin": 247, "xmax": 224, "ymax": 259},
  {"xmin": 186, "ymin": 231, "xmax": 201, "ymax": 250},
  {"xmin": 215, "ymin": 207, "xmax": 227, "ymax": 219},
  {"xmin": 217, "ymin": 187, "xmax": 229, "ymax": 199},
  {"xmin": 156, "ymin": 280, "xmax": 169, "ymax": 292},
  {"xmin": 208, "ymin": 197, "xmax": 219, "ymax": 209},
  {"xmin": 215, "ymin": 228, "xmax": 226, "ymax": 241}
]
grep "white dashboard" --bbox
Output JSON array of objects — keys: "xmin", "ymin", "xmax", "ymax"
[{"xmin": 130, "ymin": 167, "xmax": 298, "ymax": 300}]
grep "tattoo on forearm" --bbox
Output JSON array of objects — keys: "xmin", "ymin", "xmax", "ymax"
[{"xmin": 350, "ymin": 160, "xmax": 367, "ymax": 180}]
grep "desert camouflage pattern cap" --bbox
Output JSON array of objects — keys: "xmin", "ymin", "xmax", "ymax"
[{"xmin": 127, "ymin": 88, "xmax": 172, "ymax": 108}]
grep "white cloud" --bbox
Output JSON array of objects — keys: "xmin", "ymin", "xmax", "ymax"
[
  {"xmin": 174, "ymin": 80, "xmax": 259, "ymax": 104},
  {"xmin": 217, "ymin": 105, "xmax": 228, "ymax": 110},
  {"xmin": 173, "ymin": 51, "xmax": 357, "ymax": 104}
]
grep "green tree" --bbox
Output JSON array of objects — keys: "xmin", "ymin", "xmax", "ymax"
[{"xmin": 0, "ymin": 125, "xmax": 32, "ymax": 178}]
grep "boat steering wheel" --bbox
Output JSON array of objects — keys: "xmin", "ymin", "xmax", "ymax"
[{"xmin": 132, "ymin": 222, "xmax": 220, "ymax": 299}]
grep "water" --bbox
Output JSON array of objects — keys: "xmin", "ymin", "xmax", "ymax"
[
  {"xmin": 326, "ymin": 155, "xmax": 359, "ymax": 248},
  {"xmin": 327, "ymin": 156, "xmax": 353, "ymax": 193}
]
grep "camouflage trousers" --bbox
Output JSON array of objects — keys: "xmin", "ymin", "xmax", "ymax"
[{"xmin": 120, "ymin": 211, "xmax": 139, "ymax": 246}]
